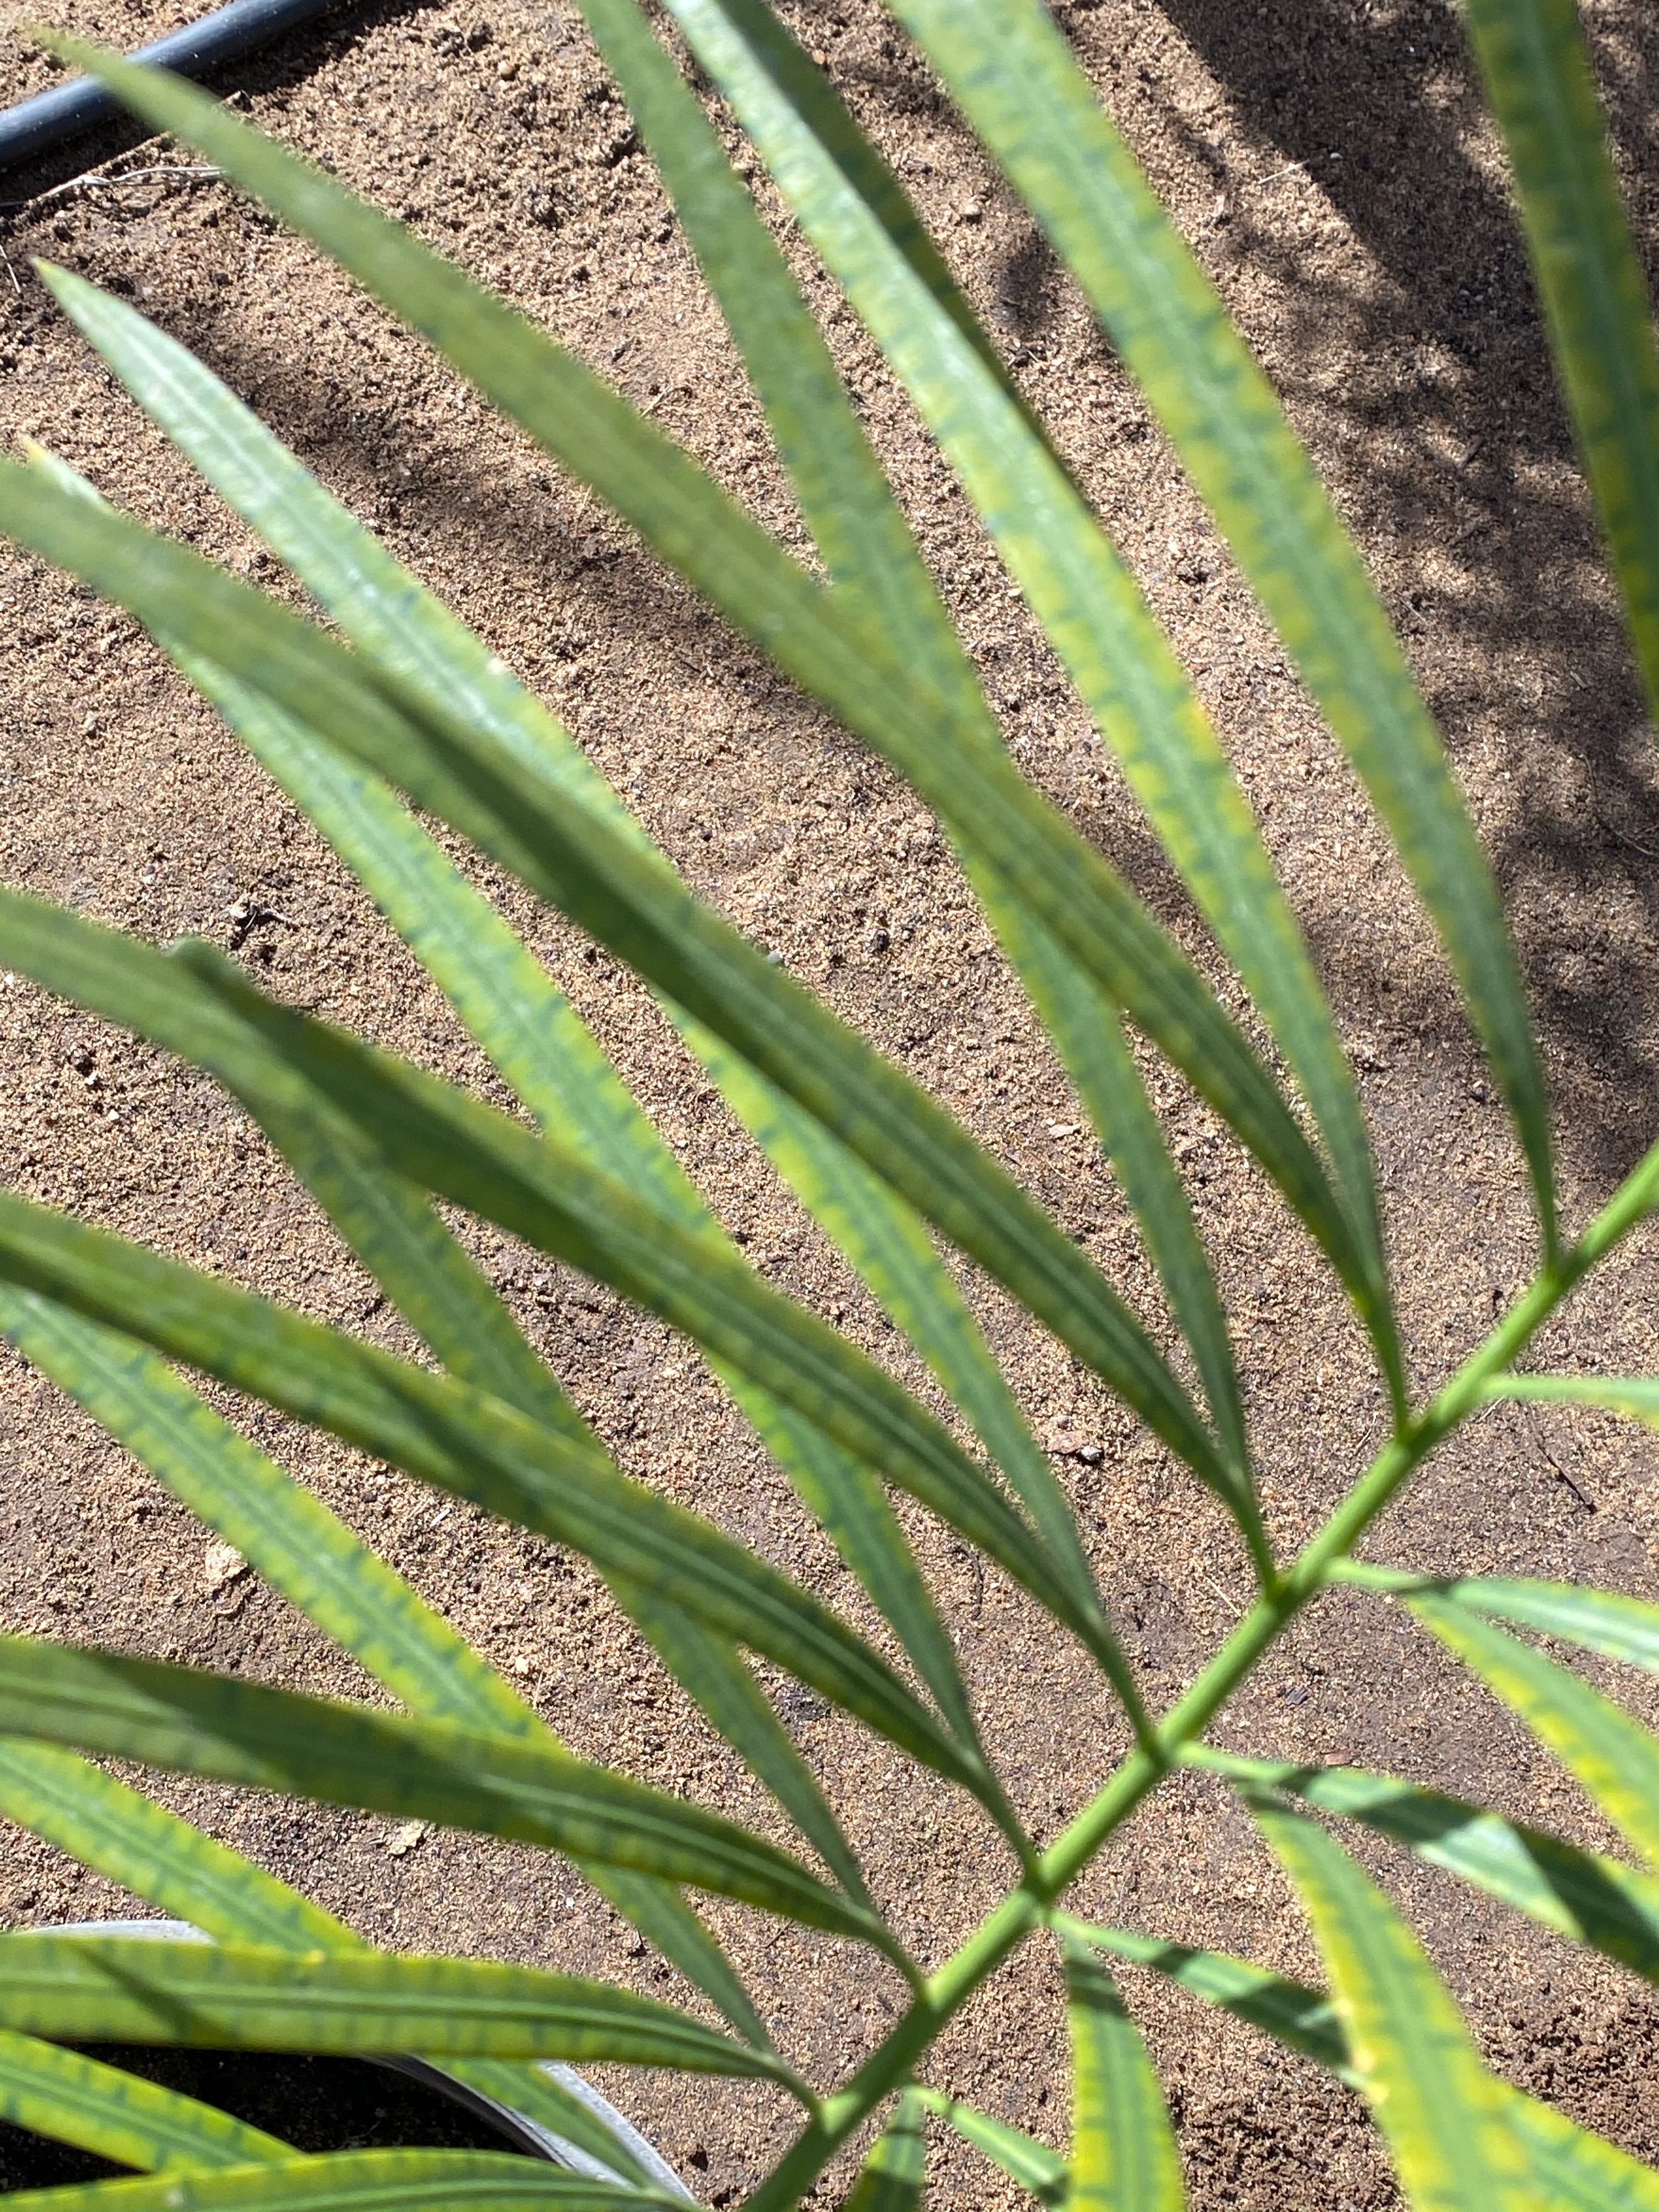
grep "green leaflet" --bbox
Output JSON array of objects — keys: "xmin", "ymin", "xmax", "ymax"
[
  {"xmin": 1447, "ymin": 1579, "xmax": 1659, "ymax": 1677},
  {"xmin": 607, "ymin": 1575, "xmax": 870, "ymax": 1908},
  {"xmin": 842, "ymin": 2090, "xmax": 929, "ymax": 2211},
  {"xmin": 883, "ymin": 0, "xmax": 1556, "ymax": 1260},
  {"xmin": 0, "ymin": 1934, "xmax": 793, "ymax": 2087},
  {"xmin": 1412, "ymin": 1595, "xmax": 1659, "ymax": 1871},
  {"xmin": 0, "ymin": 2029, "xmax": 290, "ymax": 2173},
  {"xmin": 0, "ymin": 2148, "xmax": 677, "ymax": 2212},
  {"xmin": 1488, "ymin": 1372, "xmax": 1659, "ymax": 1430},
  {"xmin": 989, "ymin": 916, "xmax": 1251, "ymax": 1530},
  {"xmin": 0, "ymin": 1635, "xmax": 877, "ymax": 1951},
  {"xmin": 0, "ymin": 1186, "xmax": 978, "ymax": 1793},
  {"xmin": 0, "ymin": 1284, "xmax": 774, "ymax": 2045},
  {"xmin": 36, "ymin": 279, "xmax": 982, "ymax": 1663},
  {"xmin": 179, "ymin": 938, "xmax": 1107, "ymax": 1684},
  {"xmin": 0, "ymin": 927, "xmax": 780, "ymax": 2046},
  {"xmin": 912, "ymin": 2093, "xmax": 1065, "ymax": 2208},
  {"xmin": 0, "ymin": 1740, "xmax": 347, "ymax": 1950},
  {"xmin": 1067, "ymin": 1918, "xmax": 1659, "ymax": 2211},
  {"xmin": 21, "ymin": 53, "xmax": 1369, "ymax": 1462},
  {"xmin": 180, "ymin": 663, "xmax": 981, "ymax": 1772},
  {"xmin": 71, "ymin": 851, "xmax": 869, "ymax": 1925},
  {"xmin": 566, "ymin": 0, "xmax": 1266, "ymax": 1473},
  {"xmin": 1060, "ymin": 1937, "xmax": 1183, "ymax": 2211},
  {"xmin": 1190, "ymin": 1750, "xmax": 1659, "ymax": 1985},
  {"xmin": 1053, "ymin": 1917, "xmax": 1345, "ymax": 2073},
  {"xmin": 658, "ymin": 0, "xmax": 1391, "ymax": 1419},
  {"xmin": 432, "ymin": 2067, "xmax": 662, "ymax": 2195},
  {"xmin": 149, "ymin": 637, "xmax": 977, "ymax": 1788},
  {"xmin": 1336, "ymin": 1554, "xmax": 1659, "ymax": 1677},
  {"xmin": 671, "ymin": 1015, "xmax": 1146, "ymax": 1661},
  {"xmin": 1463, "ymin": 0, "xmax": 1659, "ymax": 726},
  {"xmin": 1250, "ymin": 1801, "xmax": 1543, "ymax": 2211}
]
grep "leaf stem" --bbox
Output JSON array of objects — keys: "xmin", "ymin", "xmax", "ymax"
[{"xmin": 743, "ymin": 1136, "xmax": 1659, "ymax": 2207}]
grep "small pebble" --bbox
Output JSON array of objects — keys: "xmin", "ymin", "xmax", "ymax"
[
  {"xmin": 203, "ymin": 1539, "xmax": 247, "ymax": 1594},
  {"xmin": 868, "ymin": 927, "xmax": 891, "ymax": 953}
]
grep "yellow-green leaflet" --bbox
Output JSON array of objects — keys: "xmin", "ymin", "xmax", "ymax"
[
  {"xmin": 0, "ymin": 2145, "xmax": 685, "ymax": 2212},
  {"xmin": 0, "ymin": 1746, "xmax": 661, "ymax": 2188},
  {"xmin": 1413, "ymin": 1595, "xmax": 1659, "ymax": 1871},
  {"xmin": 0, "ymin": 1739, "xmax": 346, "ymax": 1950},
  {"xmin": 1193, "ymin": 1747, "xmax": 1659, "ymax": 1985},
  {"xmin": 0, "ymin": 1291, "xmax": 544, "ymax": 1739},
  {"xmin": 0, "ymin": 1935, "xmax": 799, "ymax": 2089},
  {"xmin": 0, "ymin": 2030, "xmax": 290, "ymax": 2174},
  {"xmin": 1070, "ymin": 1915, "xmax": 1659, "ymax": 2211},
  {"xmin": 1061, "ymin": 1937, "xmax": 1184, "ymax": 2210},
  {"xmin": 842, "ymin": 2091, "xmax": 929, "ymax": 2212},
  {"xmin": 1252, "ymin": 1801, "xmax": 1543, "ymax": 2211}
]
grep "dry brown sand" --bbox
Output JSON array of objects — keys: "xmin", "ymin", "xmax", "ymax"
[{"xmin": 3, "ymin": 0, "xmax": 1659, "ymax": 2202}]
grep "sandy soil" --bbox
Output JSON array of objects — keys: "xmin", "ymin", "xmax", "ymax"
[{"xmin": 3, "ymin": 0, "xmax": 1659, "ymax": 2202}]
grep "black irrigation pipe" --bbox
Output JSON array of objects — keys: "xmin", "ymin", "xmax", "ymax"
[{"xmin": 0, "ymin": 0, "xmax": 337, "ymax": 175}]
